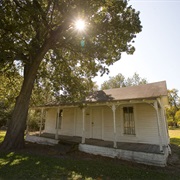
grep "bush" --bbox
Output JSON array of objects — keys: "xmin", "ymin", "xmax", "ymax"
[{"xmin": 28, "ymin": 119, "xmax": 39, "ymax": 131}]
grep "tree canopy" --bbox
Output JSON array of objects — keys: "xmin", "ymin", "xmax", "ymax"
[
  {"xmin": 0, "ymin": 0, "xmax": 142, "ymax": 149},
  {"xmin": 166, "ymin": 89, "xmax": 180, "ymax": 127},
  {"xmin": 101, "ymin": 73, "xmax": 147, "ymax": 90}
]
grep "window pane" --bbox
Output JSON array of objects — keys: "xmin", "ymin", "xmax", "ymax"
[{"xmin": 123, "ymin": 107, "xmax": 135, "ymax": 135}]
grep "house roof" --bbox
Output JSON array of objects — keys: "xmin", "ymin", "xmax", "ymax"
[
  {"xmin": 86, "ymin": 81, "xmax": 167, "ymax": 102},
  {"xmin": 35, "ymin": 81, "xmax": 168, "ymax": 108}
]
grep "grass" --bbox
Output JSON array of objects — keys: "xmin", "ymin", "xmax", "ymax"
[
  {"xmin": 0, "ymin": 131, "xmax": 6, "ymax": 143},
  {"xmin": 0, "ymin": 130, "xmax": 180, "ymax": 180},
  {"xmin": 168, "ymin": 128, "xmax": 180, "ymax": 159},
  {"xmin": 0, "ymin": 150, "xmax": 178, "ymax": 180}
]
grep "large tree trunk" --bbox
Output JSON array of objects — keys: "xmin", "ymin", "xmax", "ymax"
[
  {"xmin": 0, "ymin": 47, "xmax": 48, "ymax": 150},
  {"xmin": 0, "ymin": 63, "xmax": 38, "ymax": 150}
]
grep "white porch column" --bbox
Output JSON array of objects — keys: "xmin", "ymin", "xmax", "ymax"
[
  {"xmin": 157, "ymin": 98, "xmax": 169, "ymax": 143},
  {"xmin": 39, "ymin": 108, "xmax": 44, "ymax": 136},
  {"xmin": 55, "ymin": 107, "xmax": 60, "ymax": 140},
  {"xmin": 82, "ymin": 108, "xmax": 85, "ymax": 144},
  {"xmin": 112, "ymin": 104, "xmax": 117, "ymax": 148},
  {"xmin": 154, "ymin": 101, "xmax": 163, "ymax": 152}
]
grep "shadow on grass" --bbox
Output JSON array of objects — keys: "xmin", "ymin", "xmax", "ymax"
[{"xmin": 0, "ymin": 151, "xmax": 180, "ymax": 180}]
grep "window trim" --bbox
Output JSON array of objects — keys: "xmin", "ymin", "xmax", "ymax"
[{"xmin": 121, "ymin": 105, "xmax": 136, "ymax": 136}]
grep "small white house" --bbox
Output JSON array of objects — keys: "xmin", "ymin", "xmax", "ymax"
[{"xmin": 27, "ymin": 81, "xmax": 171, "ymax": 166}]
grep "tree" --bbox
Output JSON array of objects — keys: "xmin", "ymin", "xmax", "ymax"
[
  {"xmin": 125, "ymin": 72, "xmax": 147, "ymax": 87},
  {"xmin": 0, "ymin": 65, "xmax": 23, "ymax": 127},
  {"xmin": 101, "ymin": 73, "xmax": 147, "ymax": 90},
  {"xmin": 0, "ymin": 0, "xmax": 142, "ymax": 149},
  {"xmin": 101, "ymin": 73, "xmax": 126, "ymax": 90},
  {"xmin": 166, "ymin": 89, "xmax": 180, "ymax": 127}
]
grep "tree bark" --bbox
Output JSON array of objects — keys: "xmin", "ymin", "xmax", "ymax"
[
  {"xmin": 0, "ymin": 48, "xmax": 48, "ymax": 150},
  {"xmin": 0, "ymin": 63, "xmax": 38, "ymax": 150}
]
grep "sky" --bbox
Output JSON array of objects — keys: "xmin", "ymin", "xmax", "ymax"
[{"xmin": 94, "ymin": 0, "xmax": 180, "ymax": 92}]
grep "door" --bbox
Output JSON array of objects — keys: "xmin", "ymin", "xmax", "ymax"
[{"xmin": 91, "ymin": 107, "xmax": 102, "ymax": 139}]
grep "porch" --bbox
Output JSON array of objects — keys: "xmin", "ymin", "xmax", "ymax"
[{"xmin": 26, "ymin": 132, "xmax": 169, "ymax": 167}]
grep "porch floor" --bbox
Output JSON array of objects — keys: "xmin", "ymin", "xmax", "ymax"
[{"xmin": 29, "ymin": 132, "xmax": 162, "ymax": 154}]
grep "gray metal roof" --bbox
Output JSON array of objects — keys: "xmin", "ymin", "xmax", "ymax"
[{"xmin": 86, "ymin": 81, "xmax": 167, "ymax": 102}]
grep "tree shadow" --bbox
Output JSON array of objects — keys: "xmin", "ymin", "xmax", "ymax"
[{"xmin": 86, "ymin": 90, "xmax": 114, "ymax": 102}]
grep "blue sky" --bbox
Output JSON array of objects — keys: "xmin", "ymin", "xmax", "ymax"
[{"xmin": 94, "ymin": 0, "xmax": 180, "ymax": 92}]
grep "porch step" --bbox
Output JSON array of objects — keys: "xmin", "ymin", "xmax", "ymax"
[{"xmin": 57, "ymin": 139, "xmax": 79, "ymax": 154}]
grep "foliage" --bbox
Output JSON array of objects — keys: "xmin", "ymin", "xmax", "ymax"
[
  {"xmin": 0, "ymin": 68, "xmax": 22, "ymax": 127},
  {"xmin": 101, "ymin": 72, "xmax": 147, "ymax": 90},
  {"xmin": 0, "ymin": 0, "xmax": 142, "ymax": 102},
  {"xmin": 27, "ymin": 110, "xmax": 43, "ymax": 132},
  {"xmin": 166, "ymin": 89, "xmax": 180, "ymax": 127}
]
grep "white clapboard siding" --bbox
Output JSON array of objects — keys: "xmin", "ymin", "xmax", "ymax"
[
  {"xmin": 44, "ymin": 102, "xmax": 167, "ymax": 146},
  {"xmin": 61, "ymin": 108, "xmax": 74, "ymax": 136},
  {"xmin": 44, "ymin": 108, "xmax": 57, "ymax": 134},
  {"xmin": 135, "ymin": 103, "xmax": 159, "ymax": 144},
  {"xmin": 91, "ymin": 107, "xmax": 102, "ymax": 139},
  {"xmin": 75, "ymin": 108, "xmax": 83, "ymax": 137},
  {"xmin": 103, "ymin": 107, "xmax": 113, "ymax": 140}
]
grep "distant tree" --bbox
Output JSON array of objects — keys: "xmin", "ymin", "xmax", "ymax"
[
  {"xmin": 125, "ymin": 72, "xmax": 147, "ymax": 87},
  {"xmin": 101, "ymin": 73, "xmax": 147, "ymax": 90},
  {"xmin": 101, "ymin": 73, "xmax": 126, "ymax": 90},
  {"xmin": 166, "ymin": 89, "xmax": 180, "ymax": 127},
  {"xmin": 175, "ymin": 110, "xmax": 180, "ymax": 126}
]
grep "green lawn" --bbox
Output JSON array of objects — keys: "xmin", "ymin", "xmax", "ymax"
[
  {"xmin": 168, "ymin": 128, "xmax": 180, "ymax": 160},
  {"xmin": 0, "ymin": 130, "xmax": 180, "ymax": 180},
  {"xmin": 0, "ymin": 131, "xmax": 6, "ymax": 143}
]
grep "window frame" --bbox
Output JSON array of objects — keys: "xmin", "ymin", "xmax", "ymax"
[{"xmin": 122, "ymin": 106, "xmax": 136, "ymax": 135}]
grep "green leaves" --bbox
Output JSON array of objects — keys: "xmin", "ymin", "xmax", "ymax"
[{"xmin": 0, "ymin": 0, "xmax": 142, "ymax": 103}]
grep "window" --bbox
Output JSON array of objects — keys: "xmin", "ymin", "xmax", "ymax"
[{"xmin": 123, "ymin": 107, "xmax": 135, "ymax": 135}]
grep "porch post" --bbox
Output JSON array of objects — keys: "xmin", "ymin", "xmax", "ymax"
[
  {"xmin": 112, "ymin": 104, "xmax": 117, "ymax": 148},
  {"xmin": 82, "ymin": 108, "xmax": 85, "ymax": 144},
  {"xmin": 39, "ymin": 108, "xmax": 44, "ymax": 136},
  {"xmin": 154, "ymin": 101, "xmax": 163, "ymax": 152},
  {"xmin": 157, "ymin": 98, "xmax": 169, "ymax": 143},
  {"xmin": 55, "ymin": 107, "xmax": 60, "ymax": 140}
]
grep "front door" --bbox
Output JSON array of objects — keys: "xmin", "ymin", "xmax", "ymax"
[{"xmin": 91, "ymin": 107, "xmax": 102, "ymax": 139}]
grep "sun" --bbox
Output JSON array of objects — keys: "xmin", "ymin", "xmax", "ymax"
[{"xmin": 75, "ymin": 19, "xmax": 86, "ymax": 31}]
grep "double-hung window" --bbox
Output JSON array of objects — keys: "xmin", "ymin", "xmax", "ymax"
[{"xmin": 123, "ymin": 107, "xmax": 135, "ymax": 135}]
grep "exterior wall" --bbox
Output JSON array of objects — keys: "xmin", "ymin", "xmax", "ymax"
[
  {"xmin": 43, "ymin": 102, "xmax": 168, "ymax": 146},
  {"xmin": 134, "ymin": 104, "xmax": 159, "ymax": 144},
  {"xmin": 44, "ymin": 108, "xmax": 57, "ymax": 134},
  {"xmin": 61, "ymin": 108, "xmax": 74, "ymax": 136},
  {"xmin": 75, "ymin": 108, "xmax": 83, "ymax": 137}
]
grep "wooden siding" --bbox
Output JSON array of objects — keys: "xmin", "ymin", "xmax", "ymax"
[
  {"xmin": 43, "ymin": 102, "xmax": 168, "ymax": 146},
  {"xmin": 61, "ymin": 108, "xmax": 74, "ymax": 136},
  {"xmin": 135, "ymin": 104, "xmax": 159, "ymax": 144},
  {"xmin": 44, "ymin": 109, "xmax": 57, "ymax": 134}
]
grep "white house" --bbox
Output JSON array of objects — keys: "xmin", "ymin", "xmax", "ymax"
[{"xmin": 26, "ymin": 81, "xmax": 171, "ymax": 166}]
